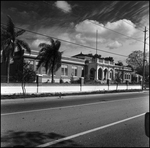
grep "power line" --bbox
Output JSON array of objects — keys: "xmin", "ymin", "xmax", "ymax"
[
  {"xmin": 88, "ymin": 20, "xmax": 149, "ymax": 45},
  {"xmin": 1, "ymin": 23, "xmax": 128, "ymax": 58}
]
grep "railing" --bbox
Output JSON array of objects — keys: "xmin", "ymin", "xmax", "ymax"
[
  {"xmin": 98, "ymin": 59, "xmax": 114, "ymax": 65},
  {"xmin": 99, "ymin": 59, "xmax": 103, "ymax": 63},
  {"xmin": 105, "ymin": 60, "xmax": 109, "ymax": 64},
  {"xmin": 110, "ymin": 61, "xmax": 114, "ymax": 65},
  {"xmin": 123, "ymin": 67, "xmax": 132, "ymax": 71}
]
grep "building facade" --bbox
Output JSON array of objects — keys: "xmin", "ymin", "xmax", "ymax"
[{"xmin": 1, "ymin": 50, "xmax": 142, "ymax": 83}]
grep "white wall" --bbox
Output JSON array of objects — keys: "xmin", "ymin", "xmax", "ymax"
[{"xmin": 1, "ymin": 85, "xmax": 142, "ymax": 95}]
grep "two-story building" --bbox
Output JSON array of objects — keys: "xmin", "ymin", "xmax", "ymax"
[{"xmin": 1, "ymin": 50, "xmax": 142, "ymax": 83}]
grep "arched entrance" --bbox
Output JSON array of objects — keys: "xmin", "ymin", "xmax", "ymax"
[
  {"xmin": 109, "ymin": 69, "xmax": 113, "ymax": 80},
  {"xmin": 98, "ymin": 68, "xmax": 103, "ymax": 80},
  {"xmin": 90, "ymin": 68, "xmax": 95, "ymax": 80},
  {"xmin": 104, "ymin": 69, "xmax": 108, "ymax": 80}
]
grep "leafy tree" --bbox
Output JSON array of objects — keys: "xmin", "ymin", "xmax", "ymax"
[
  {"xmin": 36, "ymin": 38, "xmax": 62, "ymax": 83},
  {"xmin": 126, "ymin": 50, "xmax": 149, "ymax": 78},
  {"xmin": 11, "ymin": 61, "xmax": 36, "ymax": 94},
  {"xmin": 115, "ymin": 61, "xmax": 123, "ymax": 66},
  {"xmin": 115, "ymin": 71, "xmax": 122, "ymax": 83},
  {"xmin": 1, "ymin": 15, "xmax": 31, "ymax": 83},
  {"xmin": 93, "ymin": 54, "xmax": 101, "ymax": 59},
  {"xmin": 12, "ymin": 62, "xmax": 36, "ymax": 83},
  {"xmin": 104, "ymin": 57, "xmax": 114, "ymax": 62}
]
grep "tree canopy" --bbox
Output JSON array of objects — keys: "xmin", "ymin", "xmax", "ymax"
[
  {"xmin": 126, "ymin": 50, "xmax": 149, "ymax": 79},
  {"xmin": 1, "ymin": 15, "xmax": 31, "ymax": 83}
]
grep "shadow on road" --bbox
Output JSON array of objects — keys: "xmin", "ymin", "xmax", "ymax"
[{"xmin": 1, "ymin": 130, "xmax": 83, "ymax": 147}]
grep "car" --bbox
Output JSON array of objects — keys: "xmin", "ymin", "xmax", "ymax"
[{"xmin": 145, "ymin": 112, "xmax": 149, "ymax": 137}]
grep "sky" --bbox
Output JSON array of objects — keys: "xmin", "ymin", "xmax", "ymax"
[{"xmin": 1, "ymin": 1, "xmax": 149, "ymax": 64}]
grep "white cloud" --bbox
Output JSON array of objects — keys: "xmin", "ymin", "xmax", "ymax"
[
  {"xmin": 54, "ymin": 1, "xmax": 71, "ymax": 13},
  {"xmin": 107, "ymin": 41, "xmax": 123, "ymax": 49},
  {"xmin": 75, "ymin": 19, "xmax": 137, "ymax": 48},
  {"xmin": 75, "ymin": 19, "xmax": 105, "ymax": 34},
  {"xmin": 31, "ymin": 39, "xmax": 51, "ymax": 49}
]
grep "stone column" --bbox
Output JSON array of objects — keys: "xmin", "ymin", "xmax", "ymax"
[
  {"xmin": 113, "ymin": 69, "xmax": 115, "ymax": 81},
  {"xmin": 107, "ymin": 70, "xmax": 109, "ymax": 79},
  {"xmin": 96, "ymin": 67, "xmax": 99, "ymax": 80},
  {"xmin": 33, "ymin": 60, "xmax": 36, "ymax": 71}
]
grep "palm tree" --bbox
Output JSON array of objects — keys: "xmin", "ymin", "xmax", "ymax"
[
  {"xmin": 36, "ymin": 38, "xmax": 62, "ymax": 83},
  {"xmin": 1, "ymin": 15, "xmax": 31, "ymax": 83}
]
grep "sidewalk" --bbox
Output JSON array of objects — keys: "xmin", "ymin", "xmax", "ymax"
[
  {"xmin": 2, "ymin": 88, "xmax": 148, "ymax": 102},
  {"xmin": 2, "ymin": 89, "xmax": 148, "ymax": 105}
]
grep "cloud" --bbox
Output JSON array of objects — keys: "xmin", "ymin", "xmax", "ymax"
[
  {"xmin": 31, "ymin": 39, "xmax": 51, "ymax": 50},
  {"xmin": 75, "ymin": 19, "xmax": 137, "ymax": 48},
  {"xmin": 107, "ymin": 41, "xmax": 123, "ymax": 49},
  {"xmin": 54, "ymin": 1, "xmax": 71, "ymax": 13}
]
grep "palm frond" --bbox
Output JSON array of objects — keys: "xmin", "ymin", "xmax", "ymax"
[
  {"xmin": 2, "ymin": 50, "xmax": 7, "ymax": 62},
  {"xmin": 16, "ymin": 39, "xmax": 31, "ymax": 54},
  {"xmin": 1, "ymin": 39, "xmax": 11, "ymax": 50},
  {"xmin": 38, "ymin": 43, "xmax": 49, "ymax": 48},
  {"xmin": 10, "ymin": 42, "xmax": 16, "ymax": 58},
  {"xmin": 36, "ymin": 58, "xmax": 45, "ymax": 70},
  {"xmin": 53, "ymin": 51, "xmax": 62, "ymax": 72},
  {"xmin": 49, "ymin": 38, "xmax": 55, "ymax": 46},
  {"xmin": 54, "ymin": 40, "xmax": 61, "ymax": 51},
  {"xmin": 1, "ymin": 41, "xmax": 12, "ymax": 56},
  {"xmin": 6, "ymin": 15, "xmax": 15, "ymax": 38},
  {"xmin": 1, "ymin": 29, "xmax": 11, "ymax": 42},
  {"xmin": 15, "ymin": 29, "xmax": 26, "ymax": 37},
  {"xmin": 1, "ymin": 24, "xmax": 7, "ymax": 31}
]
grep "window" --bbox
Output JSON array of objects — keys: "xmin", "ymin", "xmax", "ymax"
[
  {"xmin": 61, "ymin": 65, "xmax": 68, "ymax": 76},
  {"xmin": 72, "ymin": 66, "xmax": 77, "ymax": 76}
]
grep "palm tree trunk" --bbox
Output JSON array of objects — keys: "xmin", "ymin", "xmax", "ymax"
[
  {"xmin": 51, "ymin": 70, "xmax": 54, "ymax": 83},
  {"xmin": 6, "ymin": 55, "xmax": 10, "ymax": 83},
  {"xmin": 51, "ymin": 55, "xmax": 56, "ymax": 83}
]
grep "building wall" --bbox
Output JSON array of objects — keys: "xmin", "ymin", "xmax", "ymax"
[
  {"xmin": 39, "ymin": 61, "xmax": 84, "ymax": 83},
  {"xmin": 1, "ymin": 51, "xmax": 141, "ymax": 84}
]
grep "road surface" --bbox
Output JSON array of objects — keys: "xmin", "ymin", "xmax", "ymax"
[{"xmin": 1, "ymin": 91, "xmax": 149, "ymax": 147}]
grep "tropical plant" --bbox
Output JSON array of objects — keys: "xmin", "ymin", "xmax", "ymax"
[
  {"xmin": 12, "ymin": 61, "xmax": 36, "ymax": 83},
  {"xmin": 1, "ymin": 15, "xmax": 31, "ymax": 83},
  {"xmin": 36, "ymin": 38, "xmax": 62, "ymax": 83}
]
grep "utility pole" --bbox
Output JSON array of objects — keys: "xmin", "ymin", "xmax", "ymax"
[
  {"xmin": 95, "ymin": 30, "xmax": 98, "ymax": 81},
  {"xmin": 96, "ymin": 30, "xmax": 98, "ymax": 55},
  {"xmin": 142, "ymin": 26, "xmax": 148, "ymax": 90}
]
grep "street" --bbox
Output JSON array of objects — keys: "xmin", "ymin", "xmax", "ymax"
[{"xmin": 1, "ymin": 91, "xmax": 149, "ymax": 147}]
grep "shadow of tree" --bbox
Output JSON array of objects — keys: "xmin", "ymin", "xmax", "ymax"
[{"xmin": 1, "ymin": 130, "xmax": 84, "ymax": 147}]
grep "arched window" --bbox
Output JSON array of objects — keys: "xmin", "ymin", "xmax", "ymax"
[
  {"xmin": 104, "ymin": 69, "xmax": 108, "ymax": 80},
  {"xmin": 90, "ymin": 68, "xmax": 95, "ymax": 80}
]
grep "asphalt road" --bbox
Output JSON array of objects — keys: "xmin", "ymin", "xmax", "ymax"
[{"xmin": 1, "ymin": 91, "xmax": 149, "ymax": 147}]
